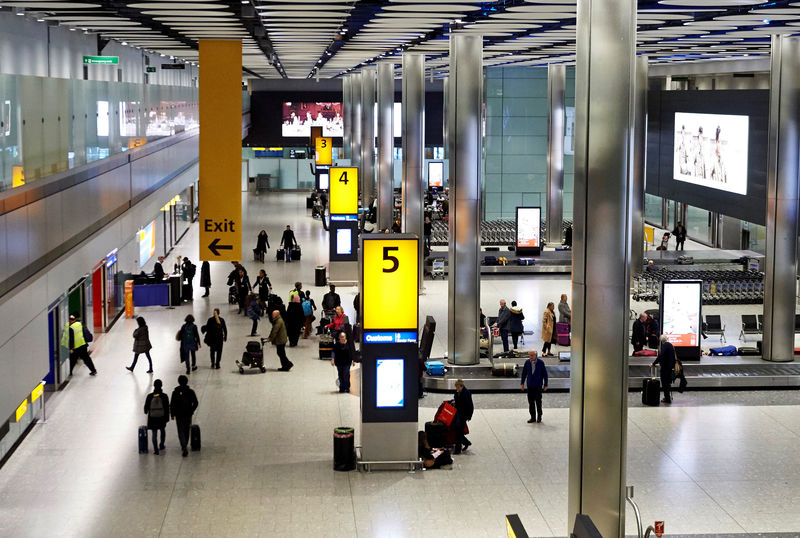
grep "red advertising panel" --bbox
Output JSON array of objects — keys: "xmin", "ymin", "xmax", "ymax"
[{"xmin": 661, "ymin": 280, "xmax": 702, "ymax": 347}]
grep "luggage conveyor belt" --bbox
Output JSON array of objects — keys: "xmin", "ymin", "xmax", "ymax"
[{"xmin": 422, "ymin": 360, "xmax": 800, "ymax": 392}]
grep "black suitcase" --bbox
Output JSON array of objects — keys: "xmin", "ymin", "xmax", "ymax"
[
  {"xmin": 291, "ymin": 246, "xmax": 301, "ymax": 261},
  {"xmin": 138, "ymin": 426, "xmax": 148, "ymax": 454},
  {"xmin": 253, "ymin": 248, "xmax": 264, "ymax": 262},
  {"xmin": 276, "ymin": 249, "xmax": 284, "ymax": 261},
  {"xmin": 492, "ymin": 361, "xmax": 517, "ymax": 377},
  {"xmin": 425, "ymin": 421, "xmax": 446, "ymax": 448},
  {"xmin": 647, "ymin": 334, "xmax": 659, "ymax": 349},
  {"xmin": 319, "ymin": 335, "xmax": 334, "ymax": 359},
  {"xmin": 182, "ymin": 283, "xmax": 193, "ymax": 301},
  {"xmin": 228, "ymin": 286, "xmax": 238, "ymax": 305},
  {"xmin": 738, "ymin": 347, "xmax": 760, "ymax": 356},
  {"xmin": 642, "ymin": 377, "xmax": 660, "ymax": 406},
  {"xmin": 306, "ymin": 196, "xmax": 314, "ymax": 209},
  {"xmin": 190, "ymin": 424, "xmax": 201, "ymax": 451},
  {"xmin": 484, "ymin": 255, "xmax": 498, "ymax": 266}
]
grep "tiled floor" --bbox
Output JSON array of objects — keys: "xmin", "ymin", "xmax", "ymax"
[{"xmin": 0, "ymin": 192, "xmax": 798, "ymax": 537}]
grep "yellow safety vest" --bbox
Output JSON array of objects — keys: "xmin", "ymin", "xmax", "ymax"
[{"xmin": 70, "ymin": 321, "xmax": 86, "ymax": 348}]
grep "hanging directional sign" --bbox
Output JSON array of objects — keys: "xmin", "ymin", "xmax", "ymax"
[
  {"xmin": 329, "ymin": 166, "xmax": 359, "ymax": 216},
  {"xmin": 315, "ymin": 136, "xmax": 332, "ymax": 166}
]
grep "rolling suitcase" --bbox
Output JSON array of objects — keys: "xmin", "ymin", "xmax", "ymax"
[
  {"xmin": 319, "ymin": 334, "xmax": 334, "ymax": 359},
  {"xmin": 642, "ymin": 368, "xmax": 660, "ymax": 407},
  {"xmin": 190, "ymin": 424, "xmax": 201, "ymax": 451},
  {"xmin": 276, "ymin": 249, "xmax": 284, "ymax": 261},
  {"xmin": 738, "ymin": 347, "xmax": 760, "ymax": 356},
  {"xmin": 138, "ymin": 426, "xmax": 148, "ymax": 454},
  {"xmin": 291, "ymin": 246, "xmax": 302, "ymax": 261},
  {"xmin": 518, "ymin": 257, "xmax": 535, "ymax": 266},
  {"xmin": 425, "ymin": 421, "xmax": 446, "ymax": 448},
  {"xmin": 425, "ymin": 361, "xmax": 445, "ymax": 376},
  {"xmin": 491, "ymin": 361, "xmax": 517, "ymax": 377},
  {"xmin": 556, "ymin": 322, "xmax": 570, "ymax": 346}
]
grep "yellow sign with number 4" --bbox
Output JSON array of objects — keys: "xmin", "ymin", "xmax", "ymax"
[{"xmin": 329, "ymin": 167, "xmax": 359, "ymax": 215}]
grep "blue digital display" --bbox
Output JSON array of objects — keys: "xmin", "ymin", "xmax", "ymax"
[
  {"xmin": 363, "ymin": 332, "xmax": 418, "ymax": 344},
  {"xmin": 330, "ymin": 214, "xmax": 358, "ymax": 222}
]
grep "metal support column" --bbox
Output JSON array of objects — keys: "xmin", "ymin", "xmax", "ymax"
[
  {"xmin": 546, "ymin": 64, "xmax": 565, "ymax": 245},
  {"xmin": 447, "ymin": 34, "xmax": 482, "ymax": 366},
  {"xmin": 351, "ymin": 71, "xmax": 362, "ymax": 169},
  {"xmin": 763, "ymin": 35, "xmax": 800, "ymax": 363},
  {"xmin": 342, "ymin": 75, "xmax": 352, "ymax": 159},
  {"xmin": 630, "ymin": 55, "xmax": 648, "ymax": 275},
  {"xmin": 361, "ymin": 66, "xmax": 376, "ymax": 206},
  {"xmin": 442, "ymin": 76, "xmax": 449, "ymax": 159},
  {"xmin": 568, "ymin": 0, "xmax": 635, "ymax": 536},
  {"xmin": 377, "ymin": 61, "xmax": 395, "ymax": 232},
  {"xmin": 401, "ymin": 52, "xmax": 425, "ymax": 294}
]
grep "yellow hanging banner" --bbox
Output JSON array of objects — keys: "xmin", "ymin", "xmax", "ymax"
[
  {"xmin": 361, "ymin": 237, "xmax": 419, "ymax": 331},
  {"xmin": 329, "ymin": 167, "xmax": 359, "ymax": 215},
  {"xmin": 315, "ymin": 137, "xmax": 332, "ymax": 166}
]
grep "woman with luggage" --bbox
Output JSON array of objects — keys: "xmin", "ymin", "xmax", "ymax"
[
  {"xmin": 254, "ymin": 230, "xmax": 270, "ymax": 262},
  {"xmin": 331, "ymin": 331, "xmax": 354, "ymax": 393},
  {"xmin": 177, "ymin": 315, "xmax": 201, "ymax": 374},
  {"xmin": 254, "ymin": 269, "xmax": 272, "ymax": 303},
  {"xmin": 286, "ymin": 294, "xmax": 305, "ymax": 347},
  {"xmin": 325, "ymin": 306, "xmax": 349, "ymax": 336},
  {"xmin": 143, "ymin": 379, "xmax": 169, "ymax": 454},
  {"xmin": 541, "ymin": 302, "xmax": 556, "ymax": 357},
  {"xmin": 201, "ymin": 308, "xmax": 227, "ymax": 369},
  {"xmin": 509, "ymin": 301, "xmax": 525, "ymax": 350},
  {"xmin": 127, "ymin": 316, "xmax": 153, "ymax": 373}
]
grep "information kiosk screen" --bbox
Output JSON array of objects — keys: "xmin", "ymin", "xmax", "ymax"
[
  {"xmin": 376, "ymin": 359, "xmax": 404, "ymax": 408},
  {"xmin": 661, "ymin": 280, "xmax": 702, "ymax": 347}
]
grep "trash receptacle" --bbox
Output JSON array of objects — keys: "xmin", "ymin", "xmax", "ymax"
[
  {"xmin": 333, "ymin": 427, "xmax": 355, "ymax": 471},
  {"xmin": 315, "ymin": 265, "xmax": 327, "ymax": 287}
]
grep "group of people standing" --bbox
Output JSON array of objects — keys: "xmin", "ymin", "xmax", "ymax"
[
  {"xmin": 631, "ymin": 312, "xmax": 660, "ymax": 352},
  {"xmin": 490, "ymin": 294, "xmax": 571, "ymax": 357}
]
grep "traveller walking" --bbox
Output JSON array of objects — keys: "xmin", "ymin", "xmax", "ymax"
[
  {"xmin": 331, "ymin": 331, "xmax": 353, "ymax": 393},
  {"xmin": 322, "ymin": 284, "xmax": 341, "ymax": 313},
  {"xmin": 201, "ymin": 308, "xmax": 227, "ymax": 369},
  {"xmin": 127, "ymin": 316, "xmax": 153, "ymax": 373},
  {"xmin": 280, "ymin": 225, "xmax": 297, "ymax": 262},
  {"xmin": 63, "ymin": 314, "xmax": 97, "ymax": 376},
  {"xmin": 254, "ymin": 269, "xmax": 272, "ymax": 302},
  {"xmin": 255, "ymin": 229, "xmax": 270, "ymax": 262},
  {"xmin": 267, "ymin": 310, "xmax": 294, "ymax": 371},
  {"xmin": 247, "ymin": 294, "xmax": 263, "ymax": 337},
  {"xmin": 177, "ymin": 314, "xmax": 201, "ymax": 374},
  {"xmin": 199, "ymin": 261, "xmax": 211, "ymax": 298},
  {"xmin": 541, "ymin": 302, "xmax": 556, "ymax": 357},
  {"xmin": 672, "ymin": 222, "xmax": 687, "ymax": 251},
  {"xmin": 509, "ymin": 301, "xmax": 525, "ymax": 350},
  {"xmin": 651, "ymin": 335, "xmax": 676, "ymax": 404},
  {"xmin": 286, "ymin": 294, "xmax": 305, "ymax": 346},
  {"xmin": 520, "ymin": 351, "xmax": 548, "ymax": 423},
  {"xmin": 169, "ymin": 375, "xmax": 198, "ymax": 457},
  {"xmin": 452, "ymin": 379, "xmax": 474, "ymax": 454},
  {"xmin": 144, "ymin": 379, "xmax": 169, "ymax": 454},
  {"xmin": 302, "ymin": 291, "xmax": 316, "ymax": 338}
]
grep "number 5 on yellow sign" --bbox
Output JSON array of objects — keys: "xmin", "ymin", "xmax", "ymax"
[{"xmin": 362, "ymin": 237, "xmax": 419, "ymax": 331}]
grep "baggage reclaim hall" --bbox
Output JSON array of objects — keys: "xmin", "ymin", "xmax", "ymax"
[{"xmin": 4, "ymin": 0, "xmax": 800, "ymax": 536}]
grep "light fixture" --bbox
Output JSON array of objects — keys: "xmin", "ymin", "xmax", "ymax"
[
  {"xmin": 37, "ymin": 17, "xmax": 44, "ymax": 22},
  {"xmin": 121, "ymin": 41, "xmax": 128, "ymax": 45},
  {"xmin": 15, "ymin": 7, "xmax": 24, "ymax": 16},
  {"xmin": 762, "ymin": 19, "xmax": 770, "ymax": 24},
  {"xmin": 69, "ymin": 27, "xmax": 76, "ymax": 31}
]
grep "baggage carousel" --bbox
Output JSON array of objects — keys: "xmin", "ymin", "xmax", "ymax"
[{"xmin": 422, "ymin": 356, "xmax": 800, "ymax": 392}]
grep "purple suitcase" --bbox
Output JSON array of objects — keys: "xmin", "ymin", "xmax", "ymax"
[{"xmin": 556, "ymin": 322, "xmax": 570, "ymax": 346}]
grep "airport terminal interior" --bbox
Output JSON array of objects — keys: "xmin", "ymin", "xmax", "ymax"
[{"xmin": 5, "ymin": 1, "xmax": 800, "ymax": 537}]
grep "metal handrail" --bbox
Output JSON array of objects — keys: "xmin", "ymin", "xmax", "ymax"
[{"xmin": 626, "ymin": 486, "xmax": 659, "ymax": 538}]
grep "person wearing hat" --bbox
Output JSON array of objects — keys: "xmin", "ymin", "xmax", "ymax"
[
  {"xmin": 63, "ymin": 314, "xmax": 97, "ymax": 376},
  {"xmin": 143, "ymin": 379, "xmax": 170, "ymax": 454},
  {"xmin": 452, "ymin": 379, "xmax": 474, "ymax": 454}
]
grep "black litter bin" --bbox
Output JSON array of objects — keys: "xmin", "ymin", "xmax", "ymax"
[
  {"xmin": 315, "ymin": 265, "xmax": 327, "ymax": 287},
  {"xmin": 333, "ymin": 427, "xmax": 355, "ymax": 471}
]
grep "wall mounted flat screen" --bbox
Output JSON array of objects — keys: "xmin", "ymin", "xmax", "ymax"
[
  {"xmin": 673, "ymin": 112, "xmax": 749, "ymax": 195},
  {"xmin": 516, "ymin": 207, "xmax": 541, "ymax": 249},
  {"xmin": 427, "ymin": 161, "xmax": 443, "ymax": 188},
  {"xmin": 138, "ymin": 221, "xmax": 156, "ymax": 268},
  {"xmin": 336, "ymin": 228, "xmax": 352, "ymax": 255},
  {"xmin": 319, "ymin": 172, "xmax": 329, "ymax": 190},
  {"xmin": 282, "ymin": 102, "xmax": 343, "ymax": 137},
  {"xmin": 660, "ymin": 280, "xmax": 702, "ymax": 347},
  {"xmin": 376, "ymin": 358, "xmax": 404, "ymax": 408}
]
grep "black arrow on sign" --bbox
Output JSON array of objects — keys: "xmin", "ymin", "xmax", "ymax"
[{"xmin": 208, "ymin": 238, "xmax": 233, "ymax": 256}]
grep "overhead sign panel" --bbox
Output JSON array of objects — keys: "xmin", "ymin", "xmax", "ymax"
[
  {"xmin": 83, "ymin": 56, "xmax": 118, "ymax": 64},
  {"xmin": 329, "ymin": 166, "xmax": 359, "ymax": 216},
  {"xmin": 316, "ymin": 136, "xmax": 332, "ymax": 166}
]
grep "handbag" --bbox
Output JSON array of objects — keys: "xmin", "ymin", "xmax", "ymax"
[
  {"xmin": 463, "ymin": 423, "xmax": 469, "ymax": 435},
  {"xmin": 176, "ymin": 330, "xmax": 182, "ymax": 341},
  {"xmin": 435, "ymin": 401, "xmax": 456, "ymax": 427}
]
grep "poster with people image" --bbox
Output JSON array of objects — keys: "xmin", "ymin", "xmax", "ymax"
[
  {"xmin": 661, "ymin": 280, "xmax": 702, "ymax": 347},
  {"xmin": 673, "ymin": 112, "xmax": 749, "ymax": 195},
  {"xmin": 282, "ymin": 102, "xmax": 343, "ymax": 137}
]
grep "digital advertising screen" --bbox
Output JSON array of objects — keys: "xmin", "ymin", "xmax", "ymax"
[
  {"xmin": 282, "ymin": 102, "xmax": 343, "ymax": 137},
  {"xmin": 660, "ymin": 280, "xmax": 702, "ymax": 347},
  {"xmin": 427, "ymin": 161, "xmax": 443, "ymax": 188},
  {"xmin": 138, "ymin": 220, "xmax": 156, "ymax": 268},
  {"xmin": 336, "ymin": 228, "xmax": 352, "ymax": 255},
  {"xmin": 318, "ymin": 171, "xmax": 329, "ymax": 190},
  {"xmin": 376, "ymin": 359, "xmax": 404, "ymax": 408},
  {"xmin": 673, "ymin": 112, "xmax": 749, "ymax": 195},
  {"xmin": 516, "ymin": 207, "xmax": 541, "ymax": 249}
]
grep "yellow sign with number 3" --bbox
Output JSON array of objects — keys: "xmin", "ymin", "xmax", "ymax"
[
  {"xmin": 315, "ymin": 136, "xmax": 332, "ymax": 166},
  {"xmin": 362, "ymin": 237, "xmax": 419, "ymax": 331}
]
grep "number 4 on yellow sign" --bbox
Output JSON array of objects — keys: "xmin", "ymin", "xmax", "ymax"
[{"xmin": 329, "ymin": 167, "xmax": 359, "ymax": 215}]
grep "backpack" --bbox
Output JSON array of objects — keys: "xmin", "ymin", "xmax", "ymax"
[
  {"xmin": 302, "ymin": 298, "xmax": 313, "ymax": 316},
  {"xmin": 149, "ymin": 394, "xmax": 165, "ymax": 418},
  {"xmin": 83, "ymin": 325, "xmax": 94, "ymax": 343}
]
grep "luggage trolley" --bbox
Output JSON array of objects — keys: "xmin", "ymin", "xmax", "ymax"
[{"xmin": 431, "ymin": 258, "xmax": 445, "ymax": 279}]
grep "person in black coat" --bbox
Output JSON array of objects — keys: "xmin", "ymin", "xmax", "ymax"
[
  {"xmin": 255, "ymin": 230, "xmax": 270, "ymax": 262},
  {"xmin": 234, "ymin": 266, "xmax": 251, "ymax": 315},
  {"xmin": 254, "ymin": 269, "xmax": 272, "ymax": 303},
  {"xmin": 509, "ymin": 301, "xmax": 525, "ymax": 350},
  {"xmin": 646, "ymin": 314, "xmax": 660, "ymax": 349},
  {"xmin": 286, "ymin": 295, "xmax": 305, "ymax": 347},
  {"xmin": 331, "ymin": 331, "xmax": 353, "ymax": 393},
  {"xmin": 322, "ymin": 284, "xmax": 341, "ymax": 313},
  {"xmin": 153, "ymin": 256, "xmax": 165, "ymax": 280},
  {"xmin": 280, "ymin": 225, "xmax": 297, "ymax": 262},
  {"xmin": 170, "ymin": 375, "xmax": 198, "ymax": 457},
  {"xmin": 672, "ymin": 222, "xmax": 687, "ymax": 251},
  {"xmin": 144, "ymin": 379, "xmax": 170, "ymax": 454},
  {"xmin": 631, "ymin": 313, "xmax": 647, "ymax": 353},
  {"xmin": 181, "ymin": 257, "xmax": 196, "ymax": 301},
  {"xmin": 199, "ymin": 261, "xmax": 211, "ymax": 297},
  {"xmin": 201, "ymin": 308, "xmax": 227, "ymax": 369},
  {"xmin": 452, "ymin": 379, "xmax": 474, "ymax": 454},
  {"xmin": 651, "ymin": 336, "xmax": 676, "ymax": 404}
]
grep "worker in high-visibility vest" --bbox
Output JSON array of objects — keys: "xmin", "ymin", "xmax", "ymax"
[{"xmin": 62, "ymin": 315, "xmax": 98, "ymax": 376}]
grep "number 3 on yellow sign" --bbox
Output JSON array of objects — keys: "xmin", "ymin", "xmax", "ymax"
[
  {"xmin": 315, "ymin": 136, "xmax": 332, "ymax": 166},
  {"xmin": 329, "ymin": 167, "xmax": 359, "ymax": 215},
  {"xmin": 362, "ymin": 237, "xmax": 418, "ymax": 331}
]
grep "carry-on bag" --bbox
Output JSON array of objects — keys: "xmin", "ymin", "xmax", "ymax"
[
  {"xmin": 319, "ymin": 334, "xmax": 334, "ymax": 359},
  {"xmin": 276, "ymin": 249, "xmax": 284, "ymax": 261},
  {"xmin": 738, "ymin": 347, "xmax": 760, "ymax": 356},
  {"xmin": 138, "ymin": 426, "xmax": 148, "ymax": 454},
  {"xmin": 425, "ymin": 421, "xmax": 446, "ymax": 448},
  {"xmin": 556, "ymin": 322, "xmax": 570, "ymax": 346},
  {"xmin": 425, "ymin": 361, "xmax": 446, "ymax": 376},
  {"xmin": 190, "ymin": 424, "xmax": 201, "ymax": 451},
  {"xmin": 291, "ymin": 246, "xmax": 302, "ymax": 261},
  {"xmin": 642, "ymin": 367, "xmax": 660, "ymax": 407},
  {"xmin": 709, "ymin": 345, "xmax": 737, "ymax": 356},
  {"xmin": 435, "ymin": 401, "xmax": 456, "ymax": 427},
  {"xmin": 491, "ymin": 361, "xmax": 517, "ymax": 377}
]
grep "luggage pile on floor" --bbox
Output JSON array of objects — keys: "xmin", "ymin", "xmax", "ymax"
[{"xmin": 424, "ymin": 401, "xmax": 460, "ymax": 449}]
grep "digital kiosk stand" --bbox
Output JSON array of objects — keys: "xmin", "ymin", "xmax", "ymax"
[
  {"xmin": 358, "ymin": 234, "xmax": 421, "ymax": 471},
  {"xmin": 314, "ymin": 136, "xmax": 332, "ymax": 191},
  {"xmin": 516, "ymin": 206, "xmax": 542, "ymax": 256},
  {"xmin": 328, "ymin": 166, "xmax": 360, "ymax": 285},
  {"xmin": 659, "ymin": 280, "xmax": 703, "ymax": 361}
]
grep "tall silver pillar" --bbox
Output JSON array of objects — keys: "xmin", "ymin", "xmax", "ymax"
[
  {"xmin": 377, "ymin": 61, "xmax": 395, "ymax": 232},
  {"xmin": 351, "ymin": 71, "xmax": 362, "ymax": 169},
  {"xmin": 447, "ymin": 35, "xmax": 482, "ymax": 366},
  {"xmin": 401, "ymin": 52, "xmax": 425, "ymax": 294},
  {"xmin": 342, "ymin": 75, "xmax": 352, "ymax": 159},
  {"xmin": 568, "ymin": 0, "xmax": 635, "ymax": 536},
  {"xmin": 763, "ymin": 35, "xmax": 800, "ymax": 363},
  {"xmin": 630, "ymin": 56, "xmax": 648, "ymax": 275},
  {"xmin": 361, "ymin": 67, "xmax": 377, "ymax": 206},
  {"xmin": 546, "ymin": 64, "xmax": 566, "ymax": 245},
  {"xmin": 442, "ymin": 76, "xmax": 449, "ymax": 160}
]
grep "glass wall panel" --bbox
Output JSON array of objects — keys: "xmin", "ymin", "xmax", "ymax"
[
  {"xmin": 644, "ymin": 193, "xmax": 662, "ymax": 225},
  {"xmin": 686, "ymin": 205, "xmax": 711, "ymax": 244}
]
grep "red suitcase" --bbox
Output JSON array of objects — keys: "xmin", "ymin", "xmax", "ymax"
[{"xmin": 556, "ymin": 322, "xmax": 570, "ymax": 346}]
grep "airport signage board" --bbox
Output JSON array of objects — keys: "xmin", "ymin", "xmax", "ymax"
[
  {"xmin": 83, "ymin": 56, "xmax": 118, "ymax": 65},
  {"xmin": 660, "ymin": 280, "xmax": 702, "ymax": 347},
  {"xmin": 361, "ymin": 236, "xmax": 419, "ymax": 332},
  {"xmin": 329, "ymin": 167, "xmax": 358, "ymax": 216},
  {"xmin": 315, "ymin": 136, "xmax": 332, "ymax": 166}
]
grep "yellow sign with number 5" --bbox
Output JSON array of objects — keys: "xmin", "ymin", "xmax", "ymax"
[
  {"xmin": 362, "ymin": 237, "xmax": 419, "ymax": 331},
  {"xmin": 329, "ymin": 167, "xmax": 359, "ymax": 215},
  {"xmin": 315, "ymin": 136, "xmax": 332, "ymax": 166}
]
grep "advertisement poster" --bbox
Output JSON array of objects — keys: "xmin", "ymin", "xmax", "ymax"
[
  {"xmin": 661, "ymin": 281, "xmax": 701, "ymax": 347},
  {"xmin": 336, "ymin": 228, "xmax": 352, "ymax": 255},
  {"xmin": 282, "ymin": 102, "xmax": 343, "ymax": 137},
  {"xmin": 138, "ymin": 221, "xmax": 156, "ymax": 268},
  {"xmin": 673, "ymin": 112, "xmax": 749, "ymax": 195},
  {"xmin": 516, "ymin": 207, "xmax": 541, "ymax": 249},
  {"xmin": 376, "ymin": 359, "xmax": 404, "ymax": 408},
  {"xmin": 428, "ymin": 161, "xmax": 443, "ymax": 188}
]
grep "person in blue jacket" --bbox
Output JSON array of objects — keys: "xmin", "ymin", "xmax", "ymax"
[
  {"xmin": 521, "ymin": 350, "xmax": 548, "ymax": 423},
  {"xmin": 452, "ymin": 379, "xmax": 474, "ymax": 454}
]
